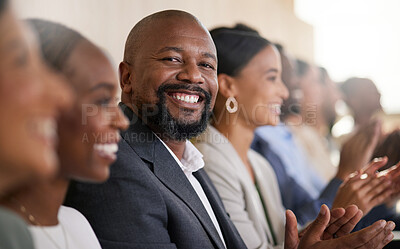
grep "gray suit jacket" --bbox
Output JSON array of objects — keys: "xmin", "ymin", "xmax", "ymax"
[
  {"xmin": 195, "ymin": 126, "xmax": 285, "ymax": 249},
  {"xmin": 64, "ymin": 103, "xmax": 247, "ymax": 249}
]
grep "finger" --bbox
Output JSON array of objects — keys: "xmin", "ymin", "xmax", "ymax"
[
  {"xmin": 357, "ymin": 175, "xmax": 381, "ymax": 196},
  {"xmin": 328, "ymin": 207, "xmax": 346, "ymax": 225},
  {"xmin": 303, "ymin": 205, "xmax": 330, "ymax": 242},
  {"xmin": 323, "ymin": 205, "xmax": 358, "ymax": 240},
  {"xmin": 362, "ymin": 157, "xmax": 388, "ymax": 175},
  {"xmin": 378, "ymin": 162, "xmax": 400, "ymax": 176},
  {"xmin": 337, "ymin": 220, "xmax": 387, "ymax": 248},
  {"xmin": 356, "ymin": 221, "xmax": 395, "ymax": 249},
  {"xmin": 344, "ymin": 174, "xmax": 369, "ymax": 190},
  {"xmin": 284, "ymin": 210, "xmax": 299, "ymax": 249},
  {"xmin": 381, "ymin": 162, "xmax": 400, "ymax": 180},
  {"xmin": 363, "ymin": 177, "xmax": 392, "ymax": 200},
  {"xmin": 369, "ymin": 185, "xmax": 394, "ymax": 206},
  {"xmin": 335, "ymin": 209, "xmax": 363, "ymax": 237}
]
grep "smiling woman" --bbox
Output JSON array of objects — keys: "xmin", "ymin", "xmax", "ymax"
[
  {"xmin": 0, "ymin": 1, "xmax": 71, "ymax": 195},
  {"xmin": 1, "ymin": 19, "xmax": 128, "ymax": 249},
  {"xmin": 0, "ymin": 0, "xmax": 72, "ymax": 248}
]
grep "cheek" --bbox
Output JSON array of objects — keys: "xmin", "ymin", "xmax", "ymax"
[
  {"xmin": 252, "ymin": 88, "xmax": 279, "ymax": 125},
  {"xmin": 83, "ymin": 114, "xmax": 108, "ymax": 144},
  {"xmin": 209, "ymin": 80, "xmax": 219, "ymax": 106},
  {"xmin": 238, "ymin": 83, "xmax": 263, "ymax": 111},
  {"xmin": 138, "ymin": 68, "xmax": 171, "ymax": 94}
]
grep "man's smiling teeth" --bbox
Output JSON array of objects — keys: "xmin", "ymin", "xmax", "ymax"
[{"xmin": 171, "ymin": 93, "xmax": 199, "ymax": 104}]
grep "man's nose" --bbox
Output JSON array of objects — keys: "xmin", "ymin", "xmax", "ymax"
[{"xmin": 176, "ymin": 62, "xmax": 204, "ymax": 84}]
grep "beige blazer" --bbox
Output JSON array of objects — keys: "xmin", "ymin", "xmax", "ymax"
[{"xmin": 194, "ymin": 126, "xmax": 285, "ymax": 249}]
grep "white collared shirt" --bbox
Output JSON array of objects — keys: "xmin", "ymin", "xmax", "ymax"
[{"xmin": 158, "ymin": 138, "xmax": 227, "ymax": 248}]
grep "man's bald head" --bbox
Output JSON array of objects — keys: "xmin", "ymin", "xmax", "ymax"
[
  {"xmin": 119, "ymin": 10, "xmax": 218, "ymax": 141},
  {"xmin": 123, "ymin": 10, "xmax": 208, "ymax": 65}
]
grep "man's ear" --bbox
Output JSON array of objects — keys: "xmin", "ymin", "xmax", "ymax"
[
  {"xmin": 217, "ymin": 74, "xmax": 238, "ymax": 99},
  {"xmin": 119, "ymin": 61, "xmax": 132, "ymax": 94}
]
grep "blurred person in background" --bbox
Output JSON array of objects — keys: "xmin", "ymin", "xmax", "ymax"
[
  {"xmin": 0, "ymin": 0, "xmax": 72, "ymax": 248},
  {"xmin": 287, "ymin": 60, "xmax": 338, "ymax": 182},
  {"xmin": 287, "ymin": 61, "xmax": 399, "ymax": 231},
  {"xmin": 317, "ymin": 67, "xmax": 342, "ymax": 165},
  {"xmin": 291, "ymin": 66, "xmax": 342, "ymax": 174},
  {"xmin": 1, "ymin": 19, "xmax": 128, "ymax": 249},
  {"xmin": 341, "ymin": 77, "xmax": 383, "ymax": 129},
  {"xmin": 252, "ymin": 46, "xmax": 400, "ymax": 227}
]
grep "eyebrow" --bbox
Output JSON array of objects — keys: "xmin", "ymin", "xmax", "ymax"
[
  {"xmin": 202, "ymin": 52, "xmax": 217, "ymax": 62},
  {"xmin": 157, "ymin": 46, "xmax": 183, "ymax": 54},
  {"xmin": 265, "ymin": 68, "xmax": 278, "ymax": 74},
  {"xmin": 157, "ymin": 46, "xmax": 217, "ymax": 62},
  {"xmin": 88, "ymin": 82, "xmax": 115, "ymax": 92}
]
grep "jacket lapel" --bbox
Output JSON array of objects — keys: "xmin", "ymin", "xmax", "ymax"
[
  {"xmin": 153, "ymin": 142, "xmax": 226, "ymax": 249},
  {"xmin": 118, "ymin": 103, "xmax": 226, "ymax": 249},
  {"xmin": 194, "ymin": 170, "xmax": 246, "ymax": 249}
]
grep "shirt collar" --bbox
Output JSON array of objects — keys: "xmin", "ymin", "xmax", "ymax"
[{"xmin": 157, "ymin": 136, "xmax": 204, "ymax": 175}]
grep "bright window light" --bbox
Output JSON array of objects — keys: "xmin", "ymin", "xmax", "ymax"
[{"xmin": 295, "ymin": 0, "xmax": 400, "ymax": 114}]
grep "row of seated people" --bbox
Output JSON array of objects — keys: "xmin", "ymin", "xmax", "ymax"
[
  {"xmin": 0, "ymin": 0, "xmax": 398, "ymax": 248},
  {"xmin": 251, "ymin": 44, "xmax": 400, "ymax": 233}
]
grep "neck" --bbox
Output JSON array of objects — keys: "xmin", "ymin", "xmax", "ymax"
[
  {"xmin": 0, "ymin": 171, "xmax": 25, "ymax": 198},
  {"xmin": 159, "ymin": 134, "xmax": 186, "ymax": 161},
  {"xmin": 213, "ymin": 111, "xmax": 255, "ymax": 176},
  {"xmin": 2, "ymin": 176, "xmax": 70, "ymax": 226}
]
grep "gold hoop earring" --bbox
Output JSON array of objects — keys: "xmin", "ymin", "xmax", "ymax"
[{"xmin": 225, "ymin": 96, "xmax": 238, "ymax": 113}]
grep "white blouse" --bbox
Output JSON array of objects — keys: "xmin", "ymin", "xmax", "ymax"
[{"xmin": 29, "ymin": 205, "xmax": 102, "ymax": 249}]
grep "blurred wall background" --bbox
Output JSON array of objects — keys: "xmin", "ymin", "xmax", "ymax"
[
  {"xmin": 13, "ymin": 0, "xmax": 400, "ymax": 124},
  {"xmin": 13, "ymin": 0, "xmax": 313, "ymax": 67}
]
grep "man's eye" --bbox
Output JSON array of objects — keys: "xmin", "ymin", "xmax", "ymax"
[
  {"xmin": 162, "ymin": 57, "xmax": 181, "ymax": 62},
  {"xmin": 200, "ymin": 63, "xmax": 215, "ymax": 70}
]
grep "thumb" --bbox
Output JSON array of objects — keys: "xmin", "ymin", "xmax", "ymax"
[
  {"xmin": 285, "ymin": 210, "xmax": 299, "ymax": 249},
  {"xmin": 304, "ymin": 205, "xmax": 330, "ymax": 241}
]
